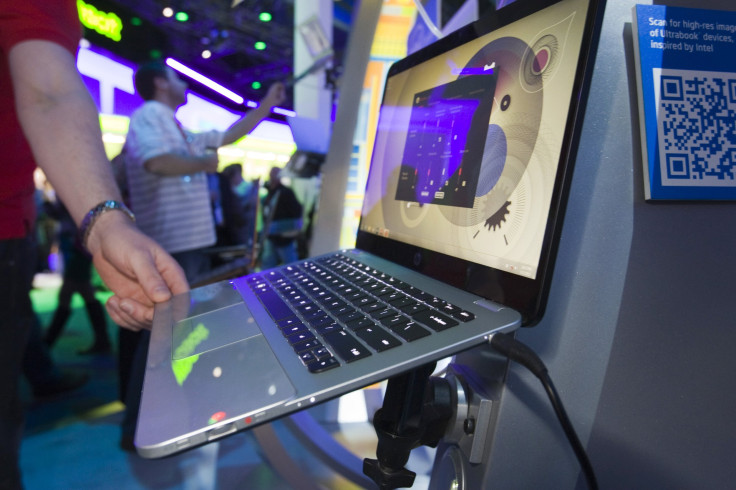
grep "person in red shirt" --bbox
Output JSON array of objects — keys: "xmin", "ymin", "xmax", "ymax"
[{"xmin": 0, "ymin": 2, "xmax": 188, "ymax": 487}]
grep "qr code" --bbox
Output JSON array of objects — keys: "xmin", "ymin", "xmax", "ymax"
[{"xmin": 654, "ymin": 68, "xmax": 736, "ymax": 187}]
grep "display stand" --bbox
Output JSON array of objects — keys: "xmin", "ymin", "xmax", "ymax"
[
  {"xmin": 250, "ymin": 356, "xmax": 506, "ymax": 489},
  {"xmin": 363, "ymin": 363, "xmax": 454, "ymax": 489}
]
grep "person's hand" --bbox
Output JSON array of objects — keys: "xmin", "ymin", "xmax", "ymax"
[
  {"xmin": 85, "ymin": 212, "xmax": 189, "ymax": 330},
  {"xmin": 262, "ymin": 82, "xmax": 286, "ymax": 110}
]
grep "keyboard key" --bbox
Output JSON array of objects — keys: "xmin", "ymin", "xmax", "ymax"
[
  {"xmin": 277, "ymin": 317, "xmax": 302, "ymax": 329},
  {"xmin": 292, "ymin": 339, "xmax": 321, "ymax": 353},
  {"xmin": 297, "ymin": 303, "xmax": 320, "ymax": 316},
  {"xmin": 371, "ymin": 308, "xmax": 396, "ymax": 321},
  {"xmin": 384, "ymin": 291, "xmax": 405, "ymax": 303},
  {"xmin": 427, "ymin": 297, "xmax": 447, "ymax": 309},
  {"xmin": 322, "ymin": 330, "xmax": 371, "ymax": 363},
  {"xmin": 346, "ymin": 317, "xmax": 374, "ymax": 331},
  {"xmin": 373, "ymin": 287, "xmax": 395, "ymax": 297},
  {"xmin": 356, "ymin": 327, "xmax": 401, "ymax": 352},
  {"xmin": 380, "ymin": 314, "xmax": 410, "ymax": 329},
  {"xmin": 317, "ymin": 296, "xmax": 346, "ymax": 309},
  {"xmin": 299, "ymin": 351, "xmax": 317, "ymax": 365},
  {"xmin": 257, "ymin": 288, "xmax": 294, "ymax": 321},
  {"xmin": 451, "ymin": 309, "xmax": 475, "ymax": 322},
  {"xmin": 245, "ymin": 275, "xmax": 262, "ymax": 285},
  {"xmin": 353, "ymin": 296, "xmax": 375, "ymax": 307},
  {"xmin": 400, "ymin": 302, "xmax": 428, "ymax": 316},
  {"xmin": 316, "ymin": 323, "xmax": 342, "ymax": 335},
  {"xmin": 346, "ymin": 291, "xmax": 368, "ymax": 303},
  {"xmin": 308, "ymin": 357, "xmax": 340, "ymax": 373},
  {"xmin": 313, "ymin": 346, "xmax": 332, "ymax": 360},
  {"xmin": 330, "ymin": 305, "xmax": 355, "ymax": 317},
  {"xmin": 337, "ymin": 310, "xmax": 363, "ymax": 323},
  {"xmin": 281, "ymin": 323, "xmax": 309, "ymax": 337},
  {"xmin": 360, "ymin": 302, "xmax": 384, "ymax": 314},
  {"xmin": 389, "ymin": 296, "xmax": 414, "ymax": 308},
  {"xmin": 439, "ymin": 303, "xmax": 463, "ymax": 316},
  {"xmin": 388, "ymin": 321, "xmax": 431, "ymax": 342},
  {"xmin": 306, "ymin": 314, "xmax": 332, "ymax": 328},
  {"xmin": 287, "ymin": 331, "xmax": 315, "ymax": 345},
  {"xmin": 412, "ymin": 310, "xmax": 459, "ymax": 331}
]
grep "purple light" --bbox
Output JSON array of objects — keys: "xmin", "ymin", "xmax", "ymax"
[
  {"xmin": 166, "ymin": 58, "xmax": 244, "ymax": 105},
  {"xmin": 166, "ymin": 57, "xmax": 293, "ymax": 116},
  {"xmin": 273, "ymin": 107, "xmax": 296, "ymax": 117}
]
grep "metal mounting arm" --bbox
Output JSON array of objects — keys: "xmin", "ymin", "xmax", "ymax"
[{"xmin": 363, "ymin": 363, "xmax": 454, "ymax": 489}]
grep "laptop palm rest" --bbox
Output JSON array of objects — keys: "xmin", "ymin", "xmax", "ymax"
[
  {"xmin": 136, "ymin": 289, "xmax": 296, "ymax": 456},
  {"xmin": 168, "ymin": 298, "xmax": 297, "ymax": 411}
]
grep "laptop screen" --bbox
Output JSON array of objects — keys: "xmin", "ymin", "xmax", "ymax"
[{"xmin": 356, "ymin": 0, "xmax": 604, "ymax": 324}]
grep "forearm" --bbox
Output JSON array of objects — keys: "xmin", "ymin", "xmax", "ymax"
[
  {"xmin": 9, "ymin": 40, "xmax": 190, "ymax": 330},
  {"xmin": 221, "ymin": 82, "xmax": 285, "ymax": 146},
  {"xmin": 221, "ymin": 105, "xmax": 270, "ymax": 146},
  {"xmin": 144, "ymin": 152, "xmax": 216, "ymax": 175},
  {"xmin": 10, "ymin": 40, "xmax": 122, "ymax": 226}
]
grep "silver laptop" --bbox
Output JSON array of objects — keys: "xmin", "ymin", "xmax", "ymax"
[{"xmin": 136, "ymin": 0, "xmax": 606, "ymax": 458}]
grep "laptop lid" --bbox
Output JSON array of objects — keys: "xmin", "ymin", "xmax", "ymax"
[{"xmin": 357, "ymin": 0, "xmax": 605, "ymax": 325}]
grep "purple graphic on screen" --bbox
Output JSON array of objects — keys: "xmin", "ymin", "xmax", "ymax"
[{"xmin": 394, "ymin": 72, "xmax": 497, "ymax": 208}]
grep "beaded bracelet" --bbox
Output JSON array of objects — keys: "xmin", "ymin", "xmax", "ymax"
[{"xmin": 80, "ymin": 200, "xmax": 136, "ymax": 251}]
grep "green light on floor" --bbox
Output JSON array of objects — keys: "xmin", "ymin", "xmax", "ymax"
[
  {"xmin": 81, "ymin": 401, "xmax": 126, "ymax": 420},
  {"xmin": 252, "ymin": 81, "xmax": 262, "ymax": 89},
  {"xmin": 30, "ymin": 287, "xmax": 60, "ymax": 314},
  {"xmin": 259, "ymin": 12, "xmax": 272, "ymax": 22},
  {"xmin": 31, "ymin": 286, "xmax": 112, "ymax": 314},
  {"xmin": 131, "ymin": 16, "xmax": 142, "ymax": 26},
  {"xmin": 175, "ymin": 11, "xmax": 189, "ymax": 22},
  {"xmin": 254, "ymin": 41, "xmax": 266, "ymax": 50}
]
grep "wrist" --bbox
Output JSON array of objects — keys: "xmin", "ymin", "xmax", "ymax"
[{"xmin": 80, "ymin": 200, "xmax": 136, "ymax": 254}]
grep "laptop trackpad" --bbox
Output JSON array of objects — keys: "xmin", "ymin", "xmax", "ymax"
[
  {"xmin": 139, "ymin": 333, "xmax": 296, "ymax": 451},
  {"xmin": 141, "ymin": 282, "xmax": 297, "ymax": 455},
  {"xmin": 168, "ymin": 290, "xmax": 297, "ymax": 416},
  {"xmin": 172, "ymin": 302, "xmax": 262, "ymax": 360},
  {"xmin": 184, "ymin": 333, "xmax": 297, "ymax": 412}
]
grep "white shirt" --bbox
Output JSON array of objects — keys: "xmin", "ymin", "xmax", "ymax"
[{"xmin": 125, "ymin": 101, "xmax": 223, "ymax": 253}]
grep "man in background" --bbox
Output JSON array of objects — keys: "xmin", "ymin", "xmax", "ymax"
[{"xmin": 124, "ymin": 61, "xmax": 285, "ymax": 282}]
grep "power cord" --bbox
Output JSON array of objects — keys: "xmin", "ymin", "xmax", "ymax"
[{"xmin": 489, "ymin": 332, "xmax": 598, "ymax": 490}]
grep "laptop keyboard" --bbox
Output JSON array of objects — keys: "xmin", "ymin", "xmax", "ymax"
[{"xmin": 246, "ymin": 253, "xmax": 475, "ymax": 373}]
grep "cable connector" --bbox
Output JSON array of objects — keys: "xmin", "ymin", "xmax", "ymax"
[
  {"xmin": 489, "ymin": 332, "xmax": 598, "ymax": 490},
  {"xmin": 489, "ymin": 332, "xmax": 547, "ymax": 378}
]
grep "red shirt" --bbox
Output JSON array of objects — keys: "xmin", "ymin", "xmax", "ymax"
[{"xmin": 0, "ymin": 1, "xmax": 81, "ymax": 239}]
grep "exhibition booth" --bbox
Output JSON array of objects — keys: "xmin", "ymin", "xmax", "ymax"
[{"xmin": 22, "ymin": 1, "xmax": 736, "ymax": 489}]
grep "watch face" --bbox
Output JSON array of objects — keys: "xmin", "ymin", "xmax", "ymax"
[{"xmin": 431, "ymin": 445, "xmax": 466, "ymax": 490}]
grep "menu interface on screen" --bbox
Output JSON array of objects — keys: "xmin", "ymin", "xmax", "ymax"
[{"xmin": 360, "ymin": 0, "xmax": 589, "ymax": 280}]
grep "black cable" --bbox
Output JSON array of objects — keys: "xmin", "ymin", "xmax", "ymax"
[{"xmin": 489, "ymin": 332, "xmax": 598, "ymax": 490}]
